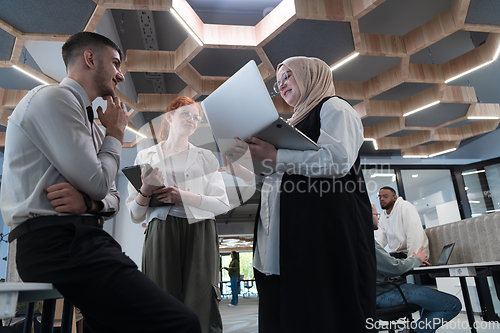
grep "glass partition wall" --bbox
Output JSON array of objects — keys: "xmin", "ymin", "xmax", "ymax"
[
  {"xmin": 461, "ymin": 163, "xmax": 500, "ymax": 217},
  {"xmin": 400, "ymin": 169, "xmax": 461, "ymax": 228},
  {"xmin": 362, "ymin": 157, "xmax": 500, "ymax": 228}
]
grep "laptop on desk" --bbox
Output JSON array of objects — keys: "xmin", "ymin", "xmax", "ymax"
[
  {"xmin": 201, "ymin": 60, "xmax": 319, "ymax": 176},
  {"xmin": 436, "ymin": 243, "xmax": 456, "ymax": 266}
]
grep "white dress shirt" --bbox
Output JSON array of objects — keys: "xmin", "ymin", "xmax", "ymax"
[
  {"xmin": 253, "ymin": 97, "xmax": 364, "ymax": 275},
  {"xmin": 1, "ymin": 78, "xmax": 121, "ymax": 227},
  {"xmin": 375, "ymin": 197, "xmax": 430, "ymax": 256}
]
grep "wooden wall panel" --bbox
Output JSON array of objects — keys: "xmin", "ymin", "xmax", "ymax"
[
  {"xmin": 137, "ymin": 94, "xmax": 178, "ymax": 112},
  {"xmin": 468, "ymin": 103, "xmax": 500, "ymax": 118},
  {"xmin": 404, "ymin": 8, "xmax": 458, "ymax": 55},
  {"xmin": 441, "ymin": 86, "xmax": 477, "ymax": 104},
  {"xmin": 359, "ymin": 33, "xmax": 406, "ymax": 57},
  {"xmin": 399, "ymin": 130, "xmax": 433, "ymax": 148},
  {"xmin": 350, "ymin": 0, "xmax": 385, "ymax": 19},
  {"xmin": 3, "ymin": 90, "xmax": 30, "ymax": 108},
  {"xmin": 407, "ymin": 63, "xmax": 444, "ymax": 83},
  {"xmin": 295, "ymin": 0, "xmax": 351, "ymax": 21},
  {"xmin": 102, "ymin": 0, "xmax": 172, "ymax": 11},
  {"xmin": 272, "ymin": 97, "xmax": 294, "ymax": 114},
  {"xmin": 203, "ymin": 25, "xmax": 256, "ymax": 47},
  {"xmin": 125, "ymin": 50, "xmax": 176, "ymax": 72},
  {"xmin": 174, "ymin": 37, "xmax": 203, "ymax": 69},
  {"xmin": 462, "ymin": 24, "xmax": 500, "ymax": 33},
  {"xmin": 0, "ymin": 107, "xmax": 12, "ymax": 127},
  {"xmin": 434, "ymin": 128, "xmax": 461, "ymax": 141},
  {"xmin": 84, "ymin": 4, "xmax": 106, "ymax": 32},
  {"xmin": 255, "ymin": 0, "xmax": 296, "ymax": 46},
  {"xmin": 200, "ymin": 76, "xmax": 228, "ymax": 95},
  {"xmin": 367, "ymin": 100, "xmax": 402, "ymax": 117},
  {"xmin": 364, "ymin": 65, "xmax": 403, "ymax": 98},
  {"xmin": 370, "ymin": 117, "xmax": 404, "ymax": 139},
  {"xmin": 441, "ymin": 41, "xmax": 496, "ymax": 82},
  {"xmin": 171, "ymin": 0, "xmax": 203, "ymax": 41},
  {"xmin": 176, "ymin": 63, "xmax": 203, "ymax": 93},
  {"xmin": 334, "ymin": 81, "xmax": 365, "ymax": 100},
  {"xmin": 0, "ymin": 19, "xmax": 22, "ymax": 37},
  {"xmin": 401, "ymin": 86, "xmax": 439, "ymax": 115}
]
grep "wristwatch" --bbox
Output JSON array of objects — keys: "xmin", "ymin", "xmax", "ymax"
[{"xmin": 81, "ymin": 192, "xmax": 93, "ymax": 213}]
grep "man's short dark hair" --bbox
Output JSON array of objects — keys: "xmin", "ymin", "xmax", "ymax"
[
  {"xmin": 62, "ymin": 32, "xmax": 123, "ymax": 69},
  {"xmin": 380, "ymin": 186, "xmax": 396, "ymax": 195}
]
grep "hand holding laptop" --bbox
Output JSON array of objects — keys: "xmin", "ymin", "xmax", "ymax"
[
  {"xmin": 245, "ymin": 136, "xmax": 277, "ymax": 165},
  {"xmin": 219, "ymin": 138, "xmax": 256, "ymax": 183},
  {"xmin": 226, "ymin": 136, "xmax": 277, "ymax": 163}
]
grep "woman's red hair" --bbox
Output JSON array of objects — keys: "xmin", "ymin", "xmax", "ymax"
[{"xmin": 158, "ymin": 97, "xmax": 202, "ymax": 141}]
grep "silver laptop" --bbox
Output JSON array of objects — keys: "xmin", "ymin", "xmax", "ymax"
[{"xmin": 201, "ymin": 60, "xmax": 319, "ymax": 176}]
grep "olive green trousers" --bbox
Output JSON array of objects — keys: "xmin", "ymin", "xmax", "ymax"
[{"xmin": 142, "ymin": 216, "xmax": 222, "ymax": 333}]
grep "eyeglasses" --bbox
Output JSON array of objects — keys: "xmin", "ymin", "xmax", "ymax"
[
  {"xmin": 273, "ymin": 71, "xmax": 293, "ymax": 94},
  {"xmin": 372, "ymin": 213, "xmax": 381, "ymax": 218},
  {"xmin": 179, "ymin": 110, "xmax": 202, "ymax": 123}
]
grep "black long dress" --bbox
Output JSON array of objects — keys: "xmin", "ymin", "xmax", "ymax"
[{"xmin": 258, "ymin": 96, "xmax": 376, "ymax": 332}]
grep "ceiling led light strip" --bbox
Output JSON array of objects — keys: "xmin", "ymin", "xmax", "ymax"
[
  {"xmin": 428, "ymin": 148, "xmax": 457, "ymax": 158},
  {"xmin": 364, "ymin": 138, "xmax": 378, "ymax": 150},
  {"xmin": 467, "ymin": 116, "xmax": 500, "ymax": 120},
  {"xmin": 403, "ymin": 101, "xmax": 440, "ymax": 117},
  {"xmin": 445, "ymin": 61, "xmax": 493, "ymax": 83},
  {"xmin": 170, "ymin": 8, "xmax": 203, "ymax": 46},
  {"xmin": 444, "ymin": 45, "xmax": 500, "ymax": 84},
  {"xmin": 461, "ymin": 169, "xmax": 485, "ymax": 176},
  {"xmin": 126, "ymin": 126, "xmax": 147, "ymax": 138},
  {"xmin": 13, "ymin": 65, "xmax": 49, "ymax": 85},
  {"xmin": 403, "ymin": 155, "xmax": 429, "ymax": 158},
  {"xmin": 494, "ymin": 45, "xmax": 500, "ymax": 61},
  {"xmin": 331, "ymin": 52, "xmax": 359, "ymax": 71}
]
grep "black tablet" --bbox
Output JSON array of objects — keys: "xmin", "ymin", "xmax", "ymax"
[{"xmin": 121, "ymin": 164, "xmax": 172, "ymax": 207}]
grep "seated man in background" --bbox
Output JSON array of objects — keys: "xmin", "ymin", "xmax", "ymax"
[
  {"xmin": 375, "ymin": 186, "xmax": 429, "ymax": 258},
  {"xmin": 372, "ymin": 204, "xmax": 462, "ymax": 333}
]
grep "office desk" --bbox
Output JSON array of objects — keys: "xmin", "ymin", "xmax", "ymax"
[
  {"xmin": 0, "ymin": 282, "xmax": 74, "ymax": 333},
  {"xmin": 411, "ymin": 261, "xmax": 500, "ymax": 333}
]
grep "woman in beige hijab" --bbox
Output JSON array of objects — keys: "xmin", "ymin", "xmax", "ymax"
[{"xmin": 226, "ymin": 56, "xmax": 376, "ymax": 332}]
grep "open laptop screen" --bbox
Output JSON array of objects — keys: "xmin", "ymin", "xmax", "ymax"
[{"xmin": 436, "ymin": 243, "xmax": 455, "ymax": 265}]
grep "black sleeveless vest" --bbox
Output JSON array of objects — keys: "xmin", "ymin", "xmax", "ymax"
[{"xmin": 276, "ymin": 96, "xmax": 376, "ymax": 332}]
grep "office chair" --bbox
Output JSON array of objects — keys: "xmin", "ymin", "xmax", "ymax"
[
  {"xmin": 376, "ymin": 282, "xmax": 422, "ymax": 333},
  {"xmin": 243, "ymin": 280, "xmax": 254, "ymax": 298}
]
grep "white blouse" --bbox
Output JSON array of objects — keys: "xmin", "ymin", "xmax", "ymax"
[{"xmin": 126, "ymin": 141, "xmax": 230, "ymax": 224}]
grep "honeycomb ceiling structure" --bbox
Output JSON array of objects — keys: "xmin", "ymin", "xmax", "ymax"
[{"xmin": 1, "ymin": 0, "xmax": 500, "ymax": 158}]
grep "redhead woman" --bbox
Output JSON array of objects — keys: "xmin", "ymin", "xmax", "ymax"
[
  {"xmin": 126, "ymin": 97, "xmax": 230, "ymax": 333},
  {"xmin": 224, "ymin": 57, "xmax": 376, "ymax": 332}
]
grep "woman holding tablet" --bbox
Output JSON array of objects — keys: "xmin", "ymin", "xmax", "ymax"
[
  {"xmin": 126, "ymin": 97, "xmax": 230, "ymax": 333},
  {"xmin": 223, "ymin": 56, "xmax": 376, "ymax": 332}
]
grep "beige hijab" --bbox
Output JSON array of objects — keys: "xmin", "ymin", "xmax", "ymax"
[{"xmin": 278, "ymin": 56, "xmax": 335, "ymax": 126}]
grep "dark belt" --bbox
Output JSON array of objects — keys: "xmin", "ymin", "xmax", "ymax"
[{"xmin": 8, "ymin": 215, "xmax": 104, "ymax": 243}]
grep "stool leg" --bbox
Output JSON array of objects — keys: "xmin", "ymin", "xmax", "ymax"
[
  {"xmin": 60, "ymin": 299, "xmax": 74, "ymax": 333},
  {"xmin": 40, "ymin": 299, "xmax": 56, "ymax": 333},
  {"xmin": 23, "ymin": 302, "xmax": 35, "ymax": 333}
]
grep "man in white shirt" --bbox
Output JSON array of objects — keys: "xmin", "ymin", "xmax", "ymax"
[
  {"xmin": 375, "ymin": 186, "xmax": 429, "ymax": 258},
  {"xmin": 1, "ymin": 32, "xmax": 200, "ymax": 333}
]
